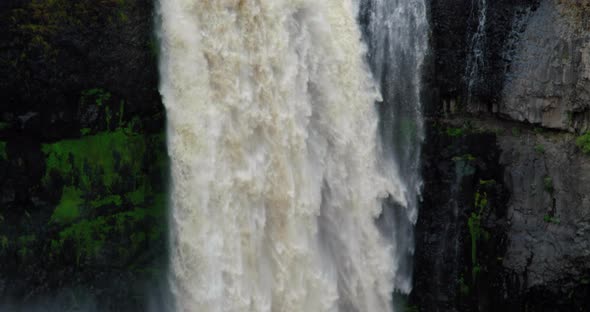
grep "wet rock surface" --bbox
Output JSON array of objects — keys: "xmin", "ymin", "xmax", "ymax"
[
  {"xmin": 413, "ymin": 117, "xmax": 590, "ymax": 311},
  {"xmin": 0, "ymin": 0, "xmax": 168, "ymax": 310},
  {"xmin": 418, "ymin": 0, "xmax": 590, "ymax": 310},
  {"xmin": 501, "ymin": 0, "xmax": 590, "ymax": 132}
]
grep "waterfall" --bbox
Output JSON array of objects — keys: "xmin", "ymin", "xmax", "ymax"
[
  {"xmin": 157, "ymin": 0, "xmax": 426, "ymax": 311},
  {"xmin": 465, "ymin": 0, "xmax": 487, "ymax": 104},
  {"xmin": 360, "ymin": 0, "xmax": 428, "ymax": 295}
]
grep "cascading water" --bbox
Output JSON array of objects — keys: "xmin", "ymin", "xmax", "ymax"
[
  {"xmin": 360, "ymin": 0, "xmax": 428, "ymax": 295},
  {"xmin": 465, "ymin": 0, "xmax": 487, "ymax": 104},
  {"xmin": 157, "ymin": 0, "xmax": 426, "ymax": 311}
]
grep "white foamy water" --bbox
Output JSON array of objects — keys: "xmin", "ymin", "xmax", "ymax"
[{"xmin": 157, "ymin": 0, "xmax": 412, "ymax": 311}]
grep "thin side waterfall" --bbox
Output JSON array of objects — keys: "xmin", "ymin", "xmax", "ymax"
[
  {"xmin": 360, "ymin": 0, "xmax": 428, "ymax": 295},
  {"xmin": 465, "ymin": 0, "xmax": 487, "ymax": 104},
  {"xmin": 157, "ymin": 0, "xmax": 425, "ymax": 311}
]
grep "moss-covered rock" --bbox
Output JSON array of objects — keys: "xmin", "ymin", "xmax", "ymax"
[{"xmin": 0, "ymin": 0, "xmax": 167, "ymax": 309}]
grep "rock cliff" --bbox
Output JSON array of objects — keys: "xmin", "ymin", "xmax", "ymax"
[
  {"xmin": 414, "ymin": 0, "xmax": 590, "ymax": 311},
  {"xmin": 0, "ymin": 0, "xmax": 168, "ymax": 310}
]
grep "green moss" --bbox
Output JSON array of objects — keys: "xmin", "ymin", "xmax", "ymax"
[
  {"xmin": 468, "ymin": 191, "xmax": 488, "ymax": 281},
  {"xmin": 90, "ymin": 195, "xmax": 122, "ymax": 209},
  {"xmin": 544, "ymin": 176, "xmax": 554, "ymax": 193},
  {"xmin": 51, "ymin": 186, "xmax": 82, "ymax": 224},
  {"xmin": 17, "ymin": 235, "xmax": 36, "ymax": 259},
  {"xmin": 53, "ymin": 199, "xmax": 165, "ymax": 266},
  {"xmin": 468, "ymin": 212, "xmax": 481, "ymax": 273},
  {"xmin": 511, "ymin": 127, "xmax": 522, "ymax": 136},
  {"xmin": 81, "ymin": 88, "xmax": 111, "ymax": 107},
  {"xmin": 0, "ymin": 141, "xmax": 6, "ymax": 160},
  {"xmin": 0, "ymin": 122, "xmax": 10, "ymax": 130},
  {"xmin": 40, "ymin": 110, "xmax": 168, "ymax": 269},
  {"xmin": 576, "ymin": 132, "xmax": 590, "ymax": 155},
  {"xmin": 42, "ymin": 129, "xmax": 147, "ymax": 191},
  {"xmin": 53, "ymin": 207, "xmax": 152, "ymax": 264},
  {"xmin": 446, "ymin": 127, "xmax": 465, "ymax": 137},
  {"xmin": 126, "ymin": 187, "xmax": 146, "ymax": 206},
  {"xmin": 55, "ymin": 216, "xmax": 111, "ymax": 265},
  {"xmin": 543, "ymin": 215, "xmax": 560, "ymax": 224},
  {"xmin": 479, "ymin": 179, "xmax": 496, "ymax": 186},
  {"xmin": 534, "ymin": 144, "xmax": 545, "ymax": 154},
  {"xmin": 80, "ymin": 128, "xmax": 92, "ymax": 136}
]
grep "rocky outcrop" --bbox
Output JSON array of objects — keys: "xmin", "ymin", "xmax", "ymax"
[
  {"xmin": 428, "ymin": 0, "xmax": 540, "ymax": 108},
  {"xmin": 412, "ymin": 117, "xmax": 590, "ymax": 311},
  {"xmin": 501, "ymin": 0, "xmax": 590, "ymax": 132},
  {"xmin": 0, "ymin": 0, "xmax": 168, "ymax": 310},
  {"xmin": 499, "ymin": 124, "xmax": 590, "ymax": 309},
  {"xmin": 418, "ymin": 0, "xmax": 590, "ymax": 310},
  {"xmin": 429, "ymin": 0, "xmax": 590, "ymax": 133}
]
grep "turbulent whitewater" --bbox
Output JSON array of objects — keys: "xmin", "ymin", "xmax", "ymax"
[{"xmin": 158, "ymin": 0, "xmax": 423, "ymax": 311}]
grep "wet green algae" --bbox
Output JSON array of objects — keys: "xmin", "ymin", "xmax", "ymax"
[{"xmin": 41, "ymin": 122, "xmax": 168, "ymax": 266}]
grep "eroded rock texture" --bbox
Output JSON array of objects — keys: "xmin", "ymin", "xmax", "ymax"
[
  {"xmin": 416, "ymin": 0, "xmax": 590, "ymax": 311},
  {"xmin": 502, "ymin": 0, "xmax": 590, "ymax": 132}
]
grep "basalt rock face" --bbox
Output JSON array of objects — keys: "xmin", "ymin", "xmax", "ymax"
[
  {"xmin": 413, "ymin": 119, "xmax": 590, "ymax": 312},
  {"xmin": 0, "ymin": 1, "xmax": 168, "ymax": 311},
  {"xmin": 416, "ymin": 0, "xmax": 590, "ymax": 311},
  {"xmin": 502, "ymin": 0, "xmax": 590, "ymax": 132},
  {"xmin": 428, "ymin": 0, "xmax": 540, "ymax": 109},
  {"xmin": 429, "ymin": 0, "xmax": 590, "ymax": 132}
]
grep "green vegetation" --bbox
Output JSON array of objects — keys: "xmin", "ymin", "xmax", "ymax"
[
  {"xmin": 534, "ymin": 144, "xmax": 545, "ymax": 154},
  {"xmin": 89, "ymin": 195, "xmax": 122, "ymax": 209},
  {"xmin": 468, "ymin": 191, "xmax": 490, "ymax": 281},
  {"xmin": 80, "ymin": 128, "xmax": 92, "ymax": 136},
  {"xmin": 50, "ymin": 186, "xmax": 83, "ymax": 224},
  {"xmin": 479, "ymin": 179, "xmax": 496, "ymax": 186},
  {"xmin": 544, "ymin": 176, "xmax": 554, "ymax": 193},
  {"xmin": 8, "ymin": 0, "xmax": 131, "ymax": 66},
  {"xmin": 543, "ymin": 215, "xmax": 560, "ymax": 224},
  {"xmin": 42, "ymin": 107, "xmax": 168, "ymax": 267},
  {"xmin": 511, "ymin": 127, "xmax": 522, "ymax": 136},
  {"xmin": 42, "ymin": 128, "xmax": 147, "ymax": 191},
  {"xmin": 51, "ymin": 193, "xmax": 166, "ymax": 266},
  {"xmin": 81, "ymin": 88, "xmax": 111, "ymax": 107},
  {"xmin": 446, "ymin": 127, "xmax": 465, "ymax": 137},
  {"xmin": 576, "ymin": 132, "xmax": 590, "ymax": 155},
  {"xmin": 17, "ymin": 235, "xmax": 36, "ymax": 259}
]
